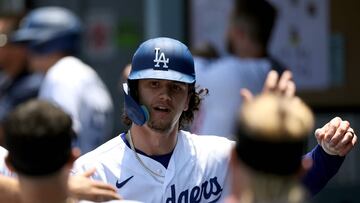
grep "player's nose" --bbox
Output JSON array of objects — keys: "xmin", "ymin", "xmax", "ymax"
[{"xmin": 158, "ymin": 86, "xmax": 172, "ymax": 101}]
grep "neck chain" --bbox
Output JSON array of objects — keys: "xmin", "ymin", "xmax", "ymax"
[{"xmin": 126, "ymin": 131, "xmax": 165, "ymax": 183}]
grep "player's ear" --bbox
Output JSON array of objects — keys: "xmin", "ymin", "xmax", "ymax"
[
  {"xmin": 4, "ymin": 155, "xmax": 15, "ymax": 172},
  {"xmin": 183, "ymin": 86, "xmax": 191, "ymax": 111},
  {"xmin": 184, "ymin": 96, "xmax": 190, "ymax": 111},
  {"xmin": 296, "ymin": 156, "xmax": 313, "ymax": 179}
]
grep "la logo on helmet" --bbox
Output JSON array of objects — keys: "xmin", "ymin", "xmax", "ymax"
[{"xmin": 153, "ymin": 48, "xmax": 169, "ymax": 69}]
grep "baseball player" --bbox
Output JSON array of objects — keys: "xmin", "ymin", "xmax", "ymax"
[
  {"xmin": 0, "ymin": 15, "xmax": 43, "ymax": 126},
  {"xmin": 11, "ymin": 6, "xmax": 114, "ymax": 154},
  {"xmin": 72, "ymin": 37, "xmax": 357, "ymax": 202}
]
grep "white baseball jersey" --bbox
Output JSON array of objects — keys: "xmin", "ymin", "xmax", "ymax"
[
  {"xmin": 0, "ymin": 146, "xmax": 13, "ymax": 177},
  {"xmin": 38, "ymin": 56, "xmax": 114, "ymax": 154},
  {"xmin": 193, "ymin": 56, "xmax": 271, "ymax": 139},
  {"xmin": 72, "ymin": 130, "xmax": 234, "ymax": 203},
  {"xmin": 79, "ymin": 200, "xmax": 143, "ymax": 203}
]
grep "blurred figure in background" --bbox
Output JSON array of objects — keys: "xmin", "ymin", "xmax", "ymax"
[
  {"xmin": 192, "ymin": 0, "xmax": 285, "ymax": 138},
  {"xmin": 226, "ymin": 93, "xmax": 314, "ymax": 203},
  {"xmin": 12, "ymin": 6, "xmax": 114, "ymax": 154},
  {"xmin": 0, "ymin": 14, "xmax": 43, "ymax": 146}
]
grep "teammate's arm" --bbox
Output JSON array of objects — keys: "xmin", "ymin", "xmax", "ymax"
[
  {"xmin": 302, "ymin": 117, "xmax": 357, "ymax": 195},
  {"xmin": 0, "ymin": 171, "xmax": 121, "ymax": 203},
  {"xmin": 69, "ymin": 168, "xmax": 121, "ymax": 202},
  {"xmin": 241, "ymin": 70, "xmax": 357, "ymax": 196}
]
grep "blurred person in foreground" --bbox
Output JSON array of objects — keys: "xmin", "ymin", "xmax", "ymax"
[
  {"xmin": 226, "ymin": 92, "xmax": 314, "ymax": 203},
  {"xmin": 3, "ymin": 99, "xmax": 81, "ymax": 203},
  {"xmin": 0, "ymin": 142, "xmax": 125, "ymax": 202},
  {"xmin": 11, "ymin": 6, "xmax": 114, "ymax": 154},
  {"xmin": 2, "ymin": 100, "xmax": 141, "ymax": 203}
]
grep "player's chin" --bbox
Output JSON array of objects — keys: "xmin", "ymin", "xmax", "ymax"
[{"xmin": 148, "ymin": 120, "xmax": 173, "ymax": 132}]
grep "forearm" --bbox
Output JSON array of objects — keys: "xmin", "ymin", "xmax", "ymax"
[{"xmin": 301, "ymin": 144, "xmax": 345, "ymax": 196}]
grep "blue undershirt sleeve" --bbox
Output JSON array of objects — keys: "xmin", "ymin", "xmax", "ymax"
[{"xmin": 301, "ymin": 144, "xmax": 345, "ymax": 196}]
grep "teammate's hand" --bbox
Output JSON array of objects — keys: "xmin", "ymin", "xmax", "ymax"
[
  {"xmin": 315, "ymin": 117, "xmax": 357, "ymax": 156},
  {"xmin": 68, "ymin": 168, "xmax": 121, "ymax": 202},
  {"xmin": 241, "ymin": 70, "xmax": 295, "ymax": 102}
]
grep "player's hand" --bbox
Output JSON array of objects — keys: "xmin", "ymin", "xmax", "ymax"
[
  {"xmin": 68, "ymin": 168, "xmax": 122, "ymax": 202},
  {"xmin": 315, "ymin": 117, "xmax": 357, "ymax": 156},
  {"xmin": 241, "ymin": 70, "xmax": 295, "ymax": 102}
]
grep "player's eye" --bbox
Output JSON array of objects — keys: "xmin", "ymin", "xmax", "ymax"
[
  {"xmin": 149, "ymin": 80, "xmax": 160, "ymax": 88},
  {"xmin": 171, "ymin": 83, "xmax": 186, "ymax": 93}
]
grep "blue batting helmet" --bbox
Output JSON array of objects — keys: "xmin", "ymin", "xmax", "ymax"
[
  {"xmin": 129, "ymin": 37, "xmax": 195, "ymax": 84},
  {"xmin": 11, "ymin": 6, "xmax": 82, "ymax": 54}
]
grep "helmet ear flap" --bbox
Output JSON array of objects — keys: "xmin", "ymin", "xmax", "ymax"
[
  {"xmin": 123, "ymin": 81, "xmax": 149, "ymax": 126},
  {"xmin": 127, "ymin": 80, "xmax": 139, "ymax": 101}
]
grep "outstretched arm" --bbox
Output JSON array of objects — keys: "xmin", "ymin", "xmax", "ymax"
[
  {"xmin": 302, "ymin": 117, "xmax": 357, "ymax": 195},
  {"xmin": 242, "ymin": 70, "xmax": 357, "ymax": 196}
]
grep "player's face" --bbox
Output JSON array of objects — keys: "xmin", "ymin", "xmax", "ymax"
[
  {"xmin": 138, "ymin": 79, "xmax": 190, "ymax": 133},
  {"xmin": 28, "ymin": 53, "xmax": 51, "ymax": 73}
]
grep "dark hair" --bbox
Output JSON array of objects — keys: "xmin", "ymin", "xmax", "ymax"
[
  {"xmin": 179, "ymin": 84, "xmax": 207, "ymax": 129},
  {"xmin": 122, "ymin": 80, "xmax": 207, "ymax": 130},
  {"xmin": 230, "ymin": 0, "xmax": 277, "ymax": 49},
  {"xmin": 3, "ymin": 100, "xmax": 74, "ymax": 176}
]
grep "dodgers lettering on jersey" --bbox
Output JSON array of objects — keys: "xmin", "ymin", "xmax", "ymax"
[
  {"xmin": 166, "ymin": 176, "xmax": 223, "ymax": 203},
  {"xmin": 72, "ymin": 131, "xmax": 234, "ymax": 203}
]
